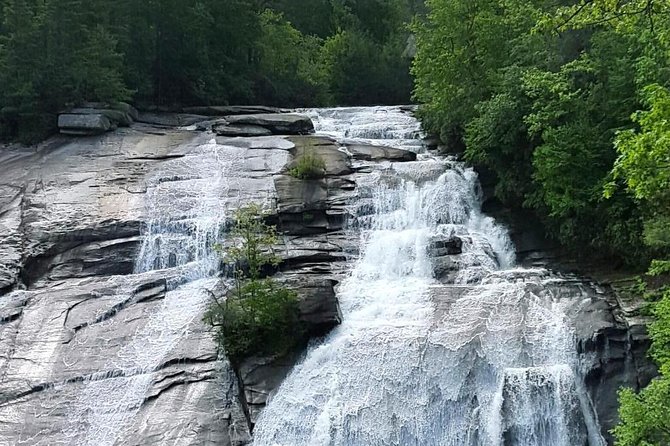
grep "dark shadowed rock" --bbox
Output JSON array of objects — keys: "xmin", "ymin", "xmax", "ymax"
[
  {"xmin": 429, "ymin": 235, "xmax": 463, "ymax": 256},
  {"xmin": 345, "ymin": 143, "xmax": 417, "ymax": 162},
  {"xmin": 291, "ymin": 276, "xmax": 342, "ymax": 335},
  {"xmin": 225, "ymin": 114, "xmax": 314, "ymax": 135},
  {"xmin": 212, "ymin": 123, "xmax": 273, "ymax": 137}
]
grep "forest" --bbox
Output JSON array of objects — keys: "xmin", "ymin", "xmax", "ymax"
[
  {"xmin": 413, "ymin": 1, "xmax": 670, "ymax": 443},
  {"xmin": 0, "ymin": 0, "xmax": 422, "ymax": 141}
]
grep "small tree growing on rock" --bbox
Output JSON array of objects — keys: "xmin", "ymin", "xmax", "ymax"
[{"xmin": 204, "ymin": 204, "xmax": 302, "ymax": 362}]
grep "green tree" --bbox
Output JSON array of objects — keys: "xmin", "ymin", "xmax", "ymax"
[
  {"xmin": 204, "ymin": 205, "xmax": 302, "ymax": 362},
  {"xmin": 614, "ymin": 289, "xmax": 670, "ymax": 446},
  {"xmin": 255, "ymin": 9, "xmax": 329, "ymax": 107}
]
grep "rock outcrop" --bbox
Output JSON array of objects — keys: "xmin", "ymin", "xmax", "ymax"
[
  {"xmin": 224, "ymin": 114, "xmax": 314, "ymax": 135},
  {"xmin": 58, "ymin": 102, "xmax": 139, "ymax": 135},
  {"xmin": 345, "ymin": 143, "xmax": 417, "ymax": 162},
  {"xmin": 0, "ymin": 109, "xmax": 655, "ymax": 445}
]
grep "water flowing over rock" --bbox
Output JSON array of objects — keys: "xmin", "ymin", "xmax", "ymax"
[
  {"xmin": 251, "ymin": 107, "xmax": 651, "ymax": 446},
  {"xmin": 0, "ymin": 106, "xmax": 653, "ymax": 445}
]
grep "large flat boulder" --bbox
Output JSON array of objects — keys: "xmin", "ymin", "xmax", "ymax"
[
  {"xmin": 345, "ymin": 143, "xmax": 417, "ymax": 162},
  {"xmin": 212, "ymin": 122, "xmax": 273, "ymax": 137},
  {"xmin": 68, "ymin": 107, "xmax": 132, "ymax": 127},
  {"xmin": 59, "ymin": 102, "xmax": 139, "ymax": 135},
  {"xmin": 58, "ymin": 113, "xmax": 112, "ymax": 135},
  {"xmin": 225, "ymin": 113, "xmax": 314, "ymax": 135}
]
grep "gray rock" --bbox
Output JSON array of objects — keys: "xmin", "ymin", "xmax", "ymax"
[
  {"xmin": 428, "ymin": 235, "xmax": 463, "ymax": 256},
  {"xmin": 287, "ymin": 136, "xmax": 353, "ymax": 177},
  {"xmin": 58, "ymin": 113, "xmax": 112, "ymax": 135},
  {"xmin": 136, "ymin": 112, "xmax": 209, "ymax": 127},
  {"xmin": 345, "ymin": 143, "xmax": 417, "ymax": 162},
  {"xmin": 81, "ymin": 101, "xmax": 139, "ymax": 121},
  {"xmin": 225, "ymin": 114, "xmax": 314, "ymax": 135},
  {"xmin": 69, "ymin": 107, "xmax": 133, "ymax": 127},
  {"xmin": 212, "ymin": 123, "xmax": 273, "ymax": 137}
]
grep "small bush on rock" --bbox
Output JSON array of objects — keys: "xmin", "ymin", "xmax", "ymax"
[
  {"xmin": 204, "ymin": 204, "xmax": 302, "ymax": 362},
  {"xmin": 209, "ymin": 279, "xmax": 301, "ymax": 360},
  {"xmin": 289, "ymin": 152, "xmax": 326, "ymax": 179}
]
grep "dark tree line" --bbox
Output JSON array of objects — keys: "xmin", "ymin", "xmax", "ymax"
[{"xmin": 0, "ymin": 0, "xmax": 417, "ymax": 142}]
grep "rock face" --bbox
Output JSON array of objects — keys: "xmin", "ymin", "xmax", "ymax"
[
  {"xmin": 224, "ymin": 113, "xmax": 315, "ymax": 135},
  {"xmin": 58, "ymin": 102, "xmax": 139, "ymax": 135},
  {"xmin": 0, "ymin": 109, "xmax": 655, "ymax": 446},
  {"xmin": 58, "ymin": 113, "xmax": 112, "ymax": 135},
  {"xmin": 345, "ymin": 143, "xmax": 417, "ymax": 162},
  {"xmin": 0, "ymin": 116, "xmax": 374, "ymax": 445}
]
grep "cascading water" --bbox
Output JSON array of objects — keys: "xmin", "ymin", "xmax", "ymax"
[
  {"xmin": 64, "ymin": 137, "xmax": 244, "ymax": 445},
  {"xmin": 252, "ymin": 107, "xmax": 605, "ymax": 446}
]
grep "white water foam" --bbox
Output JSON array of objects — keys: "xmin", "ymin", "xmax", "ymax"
[
  {"xmin": 252, "ymin": 107, "xmax": 605, "ymax": 446},
  {"xmin": 64, "ymin": 138, "xmax": 244, "ymax": 445}
]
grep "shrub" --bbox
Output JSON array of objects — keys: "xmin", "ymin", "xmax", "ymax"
[
  {"xmin": 204, "ymin": 204, "xmax": 303, "ymax": 362},
  {"xmin": 206, "ymin": 279, "xmax": 302, "ymax": 361},
  {"xmin": 289, "ymin": 152, "xmax": 327, "ymax": 179}
]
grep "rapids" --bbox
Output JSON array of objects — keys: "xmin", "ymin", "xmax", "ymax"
[{"xmin": 252, "ymin": 107, "xmax": 605, "ymax": 446}]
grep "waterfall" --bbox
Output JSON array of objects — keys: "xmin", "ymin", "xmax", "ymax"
[
  {"xmin": 64, "ymin": 137, "xmax": 244, "ymax": 445},
  {"xmin": 252, "ymin": 107, "xmax": 605, "ymax": 446}
]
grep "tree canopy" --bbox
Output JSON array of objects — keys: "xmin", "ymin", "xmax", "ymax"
[{"xmin": 0, "ymin": 0, "xmax": 417, "ymax": 142}]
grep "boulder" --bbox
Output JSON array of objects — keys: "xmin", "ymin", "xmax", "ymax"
[
  {"xmin": 58, "ymin": 113, "xmax": 112, "ymax": 135},
  {"xmin": 292, "ymin": 277, "xmax": 342, "ymax": 335},
  {"xmin": 345, "ymin": 143, "xmax": 417, "ymax": 162},
  {"xmin": 212, "ymin": 123, "xmax": 273, "ymax": 137},
  {"xmin": 287, "ymin": 136, "xmax": 352, "ymax": 177},
  {"xmin": 80, "ymin": 102, "xmax": 139, "ymax": 121},
  {"xmin": 225, "ymin": 113, "xmax": 314, "ymax": 135},
  {"xmin": 428, "ymin": 235, "xmax": 463, "ymax": 256},
  {"xmin": 68, "ymin": 107, "xmax": 133, "ymax": 127}
]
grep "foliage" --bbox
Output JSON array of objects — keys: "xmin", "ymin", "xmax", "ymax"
[
  {"xmin": 0, "ymin": 0, "xmax": 418, "ymax": 141},
  {"xmin": 412, "ymin": 4, "xmax": 670, "ymax": 441},
  {"xmin": 204, "ymin": 205, "xmax": 301, "ymax": 362},
  {"xmin": 613, "ymin": 290, "xmax": 670, "ymax": 446},
  {"xmin": 223, "ymin": 204, "xmax": 281, "ymax": 282},
  {"xmin": 412, "ymin": 0, "xmax": 656, "ymax": 262},
  {"xmin": 255, "ymin": 10, "xmax": 329, "ymax": 107},
  {"xmin": 206, "ymin": 279, "xmax": 301, "ymax": 361},
  {"xmin": 289, "ymin": 152, "xmax": 327, "ymax": 180},
  {"xmin": 609, "ymin": 85, "xmax": 670, "ymax": 203}
]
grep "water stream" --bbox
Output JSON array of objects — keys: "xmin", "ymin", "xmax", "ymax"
[
  {"xmin": 64, "ymin": 137, "xmax": 244, "ymax": 445},
  {"xmin": 252, "ymin": 107, "xmax": 605, "ymax": 446}
]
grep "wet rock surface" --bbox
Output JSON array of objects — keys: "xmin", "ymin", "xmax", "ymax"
[{"xmin": 0, "ymin": 110, "xmax": 654, "ymax": 445}]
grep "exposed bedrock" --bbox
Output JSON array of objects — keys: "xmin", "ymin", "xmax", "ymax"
[
  {"xmin": 0, "ymin": 120, "xmax": 417, "ymax": 445},
  {"xmin": 0, "ymin": 112, "xmax": 654, "ymax": 445}
]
